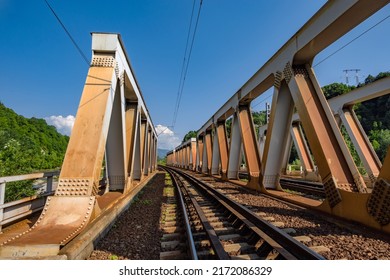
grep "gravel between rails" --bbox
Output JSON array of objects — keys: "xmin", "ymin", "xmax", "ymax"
[
  {"xmin": 88, "ymin": 171, "xmax": 166, "ymax": 260},
  {"xmin": 191, "ymin": 172, "xmax": 390, "ymax": 260}
]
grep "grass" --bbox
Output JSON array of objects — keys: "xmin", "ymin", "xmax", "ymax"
[{"xmin": 108, "ymin": 254, "xmax": 119, "ymax": 260}]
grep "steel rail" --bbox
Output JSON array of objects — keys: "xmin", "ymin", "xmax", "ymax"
[
  {"xmin": 168, "ymin": 166, "xmax": 325, "ymax": 260},
  {"xmin": 167, "ymin": 168, "xmax": 230, "ymax": 260},
  {"xmin": 161, "ymin": 167, "xmax": 198, "ymax": 260},
  {"xmin": 280, "ymin": 178, "xmax": 326, "ymax": 197}
]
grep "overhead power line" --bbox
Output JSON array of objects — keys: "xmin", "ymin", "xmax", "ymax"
[
  {"xmin": 172, "ymin": 0, "xmax": 204, "ymax": 129},
  {"xmin": 44, "ymin": 0, "xmax": 90, "ymax": 66}
]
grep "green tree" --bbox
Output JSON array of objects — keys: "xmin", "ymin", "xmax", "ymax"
[
  {"xmin": 0, "ymin": 102, "xmax": 69, "ymax": 202},
  {"xmin": 182, "ymin": 130, "xmax": 197, "ymax": 143},
  {"xmin": 321, "ymin": 83, "xmax": 354, "ymax": 99}
]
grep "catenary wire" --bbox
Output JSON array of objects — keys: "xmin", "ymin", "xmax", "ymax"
[
  {"xmin": 44, "ymin": 0, "xmax": 90, "ymax": 66},
  {"xmin": 172, "ymin": 0, "xmax": 204, "ymax": 129},
  {"xmin": 313, "ymin": 14, "xmax": 389, "ymax": 68}
]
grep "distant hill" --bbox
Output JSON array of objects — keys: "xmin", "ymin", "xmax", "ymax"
[
  {"xmin": 0, "ymin": 102, "xmax": 69, "ymax": 177},
  {"xmin": 158, "ymin": 148, "xmax": 170, "ymax": 160}
]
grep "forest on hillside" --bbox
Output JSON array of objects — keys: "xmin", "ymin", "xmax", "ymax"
[{"xmin": 0, "ymin": 103, "xmax": 69, "ymax": 201}]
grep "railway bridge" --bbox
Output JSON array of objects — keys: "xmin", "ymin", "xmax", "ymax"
[
  {"xmin": 166, "ymin": 0, "xmax": 390, "ymax": 233},
  {"xmin": 0, "ymin": 0, "xmax": 389, "ymax": 259}
]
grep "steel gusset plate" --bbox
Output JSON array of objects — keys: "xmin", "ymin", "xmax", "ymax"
[{"xmin": 0, "ymin": 196, "xmax": 95, "ymax": 258}]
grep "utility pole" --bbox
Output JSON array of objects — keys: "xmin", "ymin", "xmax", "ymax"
[
  {"xmin": 266, "ymin": 102, "xmax": 270, "ymax": 124},
  {"xmin": 343, "ymin": 69, "xmax": 361, "ymax": 85}
]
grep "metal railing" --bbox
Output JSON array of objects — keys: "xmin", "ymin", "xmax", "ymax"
[{"xmin": 0, "ymin": 170, "xmax": 60, "ymax": 232}]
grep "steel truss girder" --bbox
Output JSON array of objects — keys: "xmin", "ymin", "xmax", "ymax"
[
  {"xmin": 0, "ymin": 33, "xmax": 157, "ymax": 257},
  {"xmin": 167, "ymin": 1, "xmax": 390, "ymax": 232}
]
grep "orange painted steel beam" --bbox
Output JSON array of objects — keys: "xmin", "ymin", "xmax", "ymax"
[
  {"xmin": 205, "ymin": 132, "xmax": 213, "ymax": 175},
  {"xmin": 286, "ymin": 64, "xmax": 367, "ymax": 206},
  {"xmin": 197, "ymin": 137, "xmax": 204, "ymax": 172},
  {"xmin": 186, "ymin": 145, "xmax": 190, "ymax": 169},
  {"xmin": 238, "ymin": 105, "xmax": 262, "ymax": 190},
  {"xmin": 340, "ymin": 108, "xmax": 381, "ymax": 184},
  {"xmin": 291, "ymin": 122, "xmax": 315, "ymax": 173},
  {"xmin": 191, "ymin": 139, "xmax": 197, "ymax": 171},
  {"xmin": 125, "ymin": 103, "xmax": 138, "ymax": 187},
  {"xmin": 217, "ymin": 122, "xmax": 229, "ymax": 180}
]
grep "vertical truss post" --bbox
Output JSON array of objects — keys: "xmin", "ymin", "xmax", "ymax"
[
  {"xmin": 238, "ymin": 105, "xmax": 262, "ymax": 190},
  {"xmin": 227, "ymin": 112, "xmax": 242, "ymax": 180},
  {"xmin": 211, "ymin": 127, "xmax": 221, "ymax": 175},
  {"xmin": 197, "ymin": 136, "xmax": 204, "ymax": 172},
  {"xmin": 105, "ymin": 81, "xmax": 127, "ymax": 191},
  {"xmin": 132, "ymin": 111, "xmax": 142, "ymax": 181},
  {"xmin": 140, "ymin": 119, "xmax": 147, "ymax": 178},
  {"xmin": 142, "ymin": 123, "xmax": 150, "ymax": 176},
  {"xmin": 216, "ymin": 121, "xmax": 229, "ymax": 180},
  {"xmin": 191, "ymin": 138, "xmax": 197, "ymax": 171},
  {"xmin": 262, "ymin": 79, "xmax": 294, "ymax": 190},
  {"xmin": 125, "ymin": 102, "xmax": 138, "ymax": 189},
  {"xmin": 205, "ymin": 131, "xmax": 213, "ymax": 175},
  {"xmin": 186, "ymin": 145, "xmax": 190, "ymax": 169}
]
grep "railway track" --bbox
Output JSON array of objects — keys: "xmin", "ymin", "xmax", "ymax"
[
  {"xmin": 160, "ymin": 166, "xmax": 324, "ymax": 260},
  {"xmin": 279, "ymin": 178, "xmax": 325, "ymax": 198},
  {"xmin": 239, "ymin": 171, "xmax": 325, "ymax": 198}
]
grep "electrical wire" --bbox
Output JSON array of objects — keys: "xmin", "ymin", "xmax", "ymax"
[
  {"xmin": 44, "ymin": 0, "xmax": 90, "ymax": 66},
  {"xmin": 172, "ymin": 0, "xmax": 197, "ymax": 127},
  {"xmin": 172, "ymin": 0, "xmax": 204, "ymax": 129},
  {"xmin": 313, "ymin": 14, "xmax": 390, "ymax": 68},
  {"xmin": 251, "ymin": 92, "xmax": 273, "ymax": 110}
]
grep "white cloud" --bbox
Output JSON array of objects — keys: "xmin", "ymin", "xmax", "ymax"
[
  {"xmin": 155, "ymin": 124, "xmax": 181, "ymax": 150},
  {"xmin": 45, "ymin": 115, "xmax": 75, "ymax": 136},
  {"xmin": 43, "ymin": 118, "xmax": 181, "ymax": 150}
]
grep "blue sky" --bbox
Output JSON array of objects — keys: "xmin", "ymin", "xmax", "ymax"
[{"xmin": 0, "ymin": 1, "xmax": 389, "ymax": 150}]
